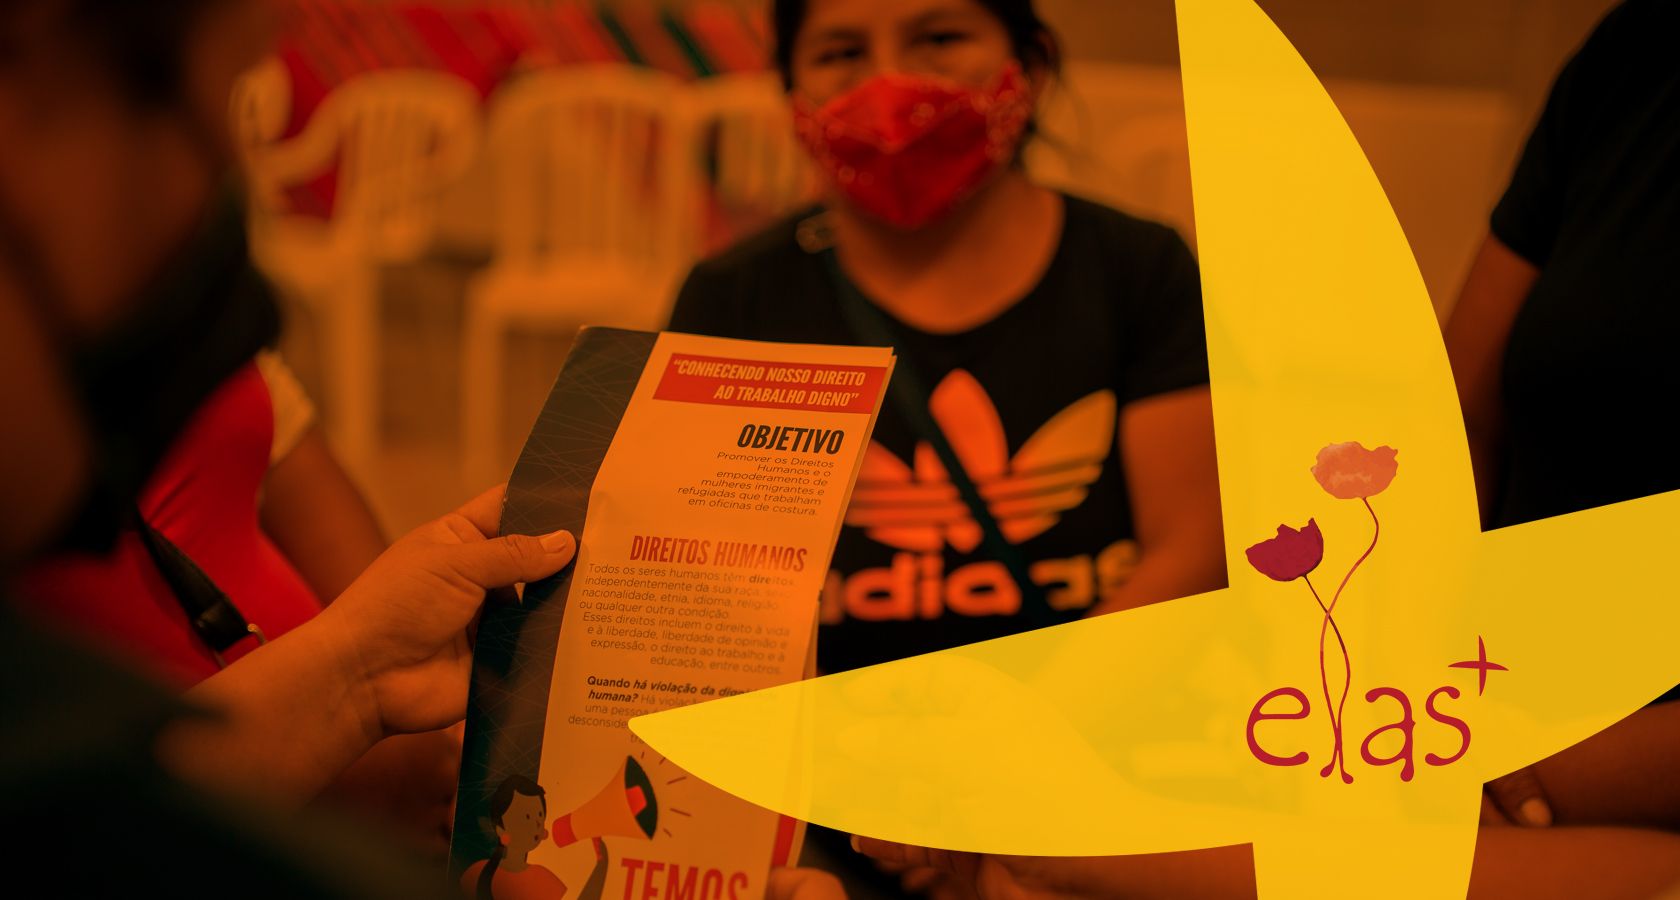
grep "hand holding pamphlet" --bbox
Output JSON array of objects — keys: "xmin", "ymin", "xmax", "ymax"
[{"xmin": 451, "ymin": 328, "xmax": 893, "ymax": 900}]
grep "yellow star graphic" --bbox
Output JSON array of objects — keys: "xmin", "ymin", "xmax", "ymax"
[{"xmin": 630, "ymin": 0, "xmax": 1680, "ymax": 895}]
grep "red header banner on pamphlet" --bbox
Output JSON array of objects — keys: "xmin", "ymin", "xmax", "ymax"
[{"xmin": 654, "ymin": 353, "xmax": 888, "ymax": 415}]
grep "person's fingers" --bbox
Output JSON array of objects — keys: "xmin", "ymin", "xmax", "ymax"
[
  {"xmin": 900, "ymin": 866, "xmax": 943, "ymax": 893},
  {"xmin": 1485, "ymin": 766, "xmax": 1553, "ymax": 827},
  {"xmin": 445, "ymin": 529, "xmax": 576, "ymax": 590},
  {"xmin": 922, "ymin": 872, "xmax": 982, "ymax": 900},
  {"xmin": 853, "ymin": 835, "xmax": 915, "ymax": 866},
  {"xmin": 1480, "ymin": 789, "xmax": 1514, "ymax": 826},
  {"xmin": 853, "ymin": 837, "xmax": 980, "ymax": 885},
  {"xmin": 766, "ymin": 868, "xmax": 847, "ymax": 900},
  {"xmin": 453, "ymin": 483, "xmax": 510, "ymax": 538}
]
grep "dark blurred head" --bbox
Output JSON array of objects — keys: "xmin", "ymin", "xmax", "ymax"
[
  {"xmin": 0, "ymin": 0, "xmax": 271, "ymax": 562},
  {"xmin": 11, "ymin": 0, "xmax": 220, "ymax": 107},
  {"xmin": 772, "ymin": 0, "xmax": 1059, "ymax": 101}
]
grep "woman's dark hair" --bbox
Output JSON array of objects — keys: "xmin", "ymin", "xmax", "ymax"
[
  {"xmin": 478, "ymin": 775, "xmax": 548, "ymax": 900},
  {"xmin": 771, "ymin": 0, "xmax": 1062, "ymax": 90},
  {"xmin": 0, "ymin": 0, "xmax": 222, "ymax": 108}
]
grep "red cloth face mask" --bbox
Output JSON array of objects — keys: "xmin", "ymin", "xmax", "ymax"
[{"xmin": 793, "ymin": 63, "xmax": 1034, "ymax": 229}]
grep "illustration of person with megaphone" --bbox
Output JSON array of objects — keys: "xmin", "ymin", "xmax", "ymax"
[
  {"xmin": 462, "ymin": 775, "xmax": 573, "ymax": 900},
  {"xmin": 464, "ymin": 757, "xmax": 660, "ymax": 900},
  {"xmin": 549, "ymin": 755, "xmax": 661, "ymax": 897}
]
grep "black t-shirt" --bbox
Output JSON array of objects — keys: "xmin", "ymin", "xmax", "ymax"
[
  {"xmin": 1489, "ymin": 0, "xmax": 1680, "ymax": 529},
  {"xmin": 668, "ymin": 195, "xmax": 1209, "ymax": 673}
]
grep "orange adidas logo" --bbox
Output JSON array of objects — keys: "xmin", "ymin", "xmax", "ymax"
[{"xmin": 819, "ymin": 370, "xmax": 1138, "ymax": 622}]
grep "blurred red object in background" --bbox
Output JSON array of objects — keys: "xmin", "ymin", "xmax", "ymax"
[{"xmin": 269, "ymin": 0, "xmax": 770, "ymax": 218}]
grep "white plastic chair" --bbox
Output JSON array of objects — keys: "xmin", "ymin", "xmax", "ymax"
[
  {"xmin": 1092, "ymin": 112, "xmax": 1196, "ymax": 249},
  {"xmin": 230, "ymin": 56, "xmax": 292, "ymax": 152},
  {"xmin": 238, "ymin": 69, "xmax": 480, "ymax": 481},
  {"xmin": 1026, "ymin": 62, "xmax": 1197, "ymax": 249},
  {"xmin": 686, "ymin": 71, "xmax": 820, "ymax": 222},
  {"xmin": 461, "ymin": 65, "xmax": 695, "ymax": 488}
]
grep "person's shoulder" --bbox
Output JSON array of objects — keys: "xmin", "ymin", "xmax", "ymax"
[
  {"xmin": 687, "ymin": 205, "xmax": 823, "ymax": 283},
  {"xmin": 1058, "ymin": 193, "xmax": 1195, "ymax": 268},
  {"xmin": 1562, "ymin": 0, "xmax": 1677, "ymax": 91},
  {"xmin": 671, "ymin": 206, "xmax": 827, "ymax": 336},
  {"xmin": 1584, "ymin": 0, "xmax": 1675, "ymax": 49},
  {"xmin": 1062, "ymin": 193, "xmax": 1186, "ymax": 245}
]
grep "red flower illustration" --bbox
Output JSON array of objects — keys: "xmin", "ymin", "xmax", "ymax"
[
  {"xmin": 1244, "ymin": 443, "xmax": 1401, "ymax": 785},
  {"xmin": 1311, "ymin": 442, "xmax": 1399, "ymax": 499},
  {"xmin": 1245, "ymin": 520, "xmax": 1324, "ymax": 582}
]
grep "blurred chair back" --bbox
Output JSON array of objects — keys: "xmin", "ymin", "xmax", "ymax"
[
  {"xmin": 249, "ymin": 69, "xmax": 481, "ymax": 259},
  {"xmin": 486, "ymin": 65, "xmax": 692, "ymax": 281},
  {"xmin": 1090, "ymin": 112, "xmax": 1196, "ymax": 248},
  {"xmin": 1031, "ymin": 60, "xmax": 1514, "ymax": 312},
  {"xmin": 687, "ymin": 71, "xmax": 819, "ymax": 229},
  {"xmin": 1027, "ymin": 62, "xmax": 1197, "ymax": 250},
  {"xmin": 230, "ymin": 56, "xmax": 293, "ymax": 158},
  {"xmin": 461, "ymin": 64, "xmax": 692, "ymax": 488},
  {"xmin": 239, "ymin": 68, "xmax": 480, "ymax": 483}
]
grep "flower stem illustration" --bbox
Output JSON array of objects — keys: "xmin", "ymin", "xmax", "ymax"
[
  {"xmin": 1248, "ymin": 443, "xmax": 1398, "ymax": 784},
  {"xmin": 1322, "ymin": 496, "xmax": 1380, "ymax": 778},
  {"xmin": 1246, "ymin": 519, "xmax": 1346, "ymax": 778},
  {"xmin": 1303, "ymin": 573, "xmax": 1352, "ymax": 782}
]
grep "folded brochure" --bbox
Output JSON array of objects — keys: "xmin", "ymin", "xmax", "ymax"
[{"xmin": 451, "ymin": 328, "xmax": 894, "ymax": 900}]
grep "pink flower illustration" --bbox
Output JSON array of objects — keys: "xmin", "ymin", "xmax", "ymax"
[
  {"xmin": 1311, "ymin": 443, "xmax": 1399, "ymax": 499},
  {"xmin": 1248, "ymin": 443, "xmax": 1402, "ymax": 784},
  {"xmin": 1245, "ymin": 520, "xmax": 1324, "ymax": 582}
]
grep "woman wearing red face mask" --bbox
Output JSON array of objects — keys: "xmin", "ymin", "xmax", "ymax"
[
  {"xmin": 675, "ymin": 0, "xmax": 1224, "ymax": 667},
  {"xmin": 668, "ymin": 1, "xmax": 1224, "ymax": 895}
]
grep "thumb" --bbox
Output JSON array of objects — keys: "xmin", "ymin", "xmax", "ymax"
[
  {"xmin": 855, "ymin": 838, "xmax": 984, "ymax": 890},
  {"xmin": 447, "ymin": 529, "xmax": 577, "ymax": 590},
  {"xmin": 1485, "ymin": 766, "xmax": 1553, "ymax": 827}
]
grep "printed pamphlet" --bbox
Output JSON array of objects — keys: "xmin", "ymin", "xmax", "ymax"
[{"xmin": 450, "ymin": 327, "xmax": 893, "ymax": 900}]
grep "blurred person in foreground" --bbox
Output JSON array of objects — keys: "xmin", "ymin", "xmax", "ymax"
[
  {"xmin": 6, "ymin": 274, "xmax": 466, "ymax": 850},
  {"xmin": 3, "ymin": 0, "xmax": 465, "ymax": 856},
  {"xmin": 0, "ymin": 0, "xmax": 584, "ymax": 892},
  {"xmin": 668, "ymin": 0, "xmax": 1224, "ymax": 895},
  {"xmin": 8, "ymin": 284, "xmax": 462, "ymax": 852},
  {"xmin": 0, "ymin": 4, "xmax": 852, "ymax": 899},
  {"xmin": 846, "ymin": 1, "xmax": 1680, "ymax": 898}
]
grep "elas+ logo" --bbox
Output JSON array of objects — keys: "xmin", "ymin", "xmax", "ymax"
[{"xmin": 1242, "ymin": 442, "xmax": 1508, "ymax": 783}]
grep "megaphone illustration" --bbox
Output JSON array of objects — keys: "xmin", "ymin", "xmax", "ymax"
[{"xmin": 551, "ymin": 756, "xmax": 659, "ymax": 848}]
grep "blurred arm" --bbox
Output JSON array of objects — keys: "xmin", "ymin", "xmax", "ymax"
[
  {"xmin": 162, "ymin": 487, "xmax": 574, "ymax": 807},
  {"xmin": 262, "ymin": 424, "xmax": 455, "ymax": 853},
  {"xmin": 314, "ymin": 727, "xmax": 464, "ymax": 858},
  {"xmin": 259, "ymin": 426, "xmax": 387, "ymax": 603},
  {"xmin": 1442, "ymin": 235, "xmax": 1541, "ymax": 529},
  {"xmin": 853, "ymin": 838, "xmax": 1257, "ymax": 900},
  {"xmin": 856, "ymin": 828, "xmax": 1680, "ymax": 900},
  {"xmin": 1519, "ymin": 701, "xmax": 1680, "ymax": 832},
  {"xmin": 1090, "ymin": 386, "xmax": 1227, "ymax": 615},
  {"xmin": 1469, "ymin": 827, "xmax": 1680, "ymax": 900}
]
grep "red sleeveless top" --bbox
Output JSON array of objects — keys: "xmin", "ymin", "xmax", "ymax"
[{"xmin": 15, "ymin": 360, "xmax": 324, "ymax": 687}]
